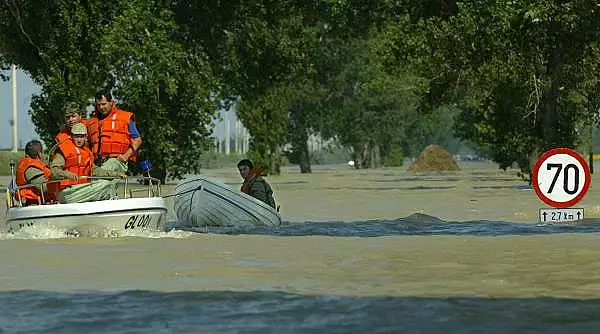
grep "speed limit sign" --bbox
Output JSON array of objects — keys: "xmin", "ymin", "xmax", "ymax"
[{"xmin": 532, "ymin": 148, "xmax": 591, "ymax": 208}]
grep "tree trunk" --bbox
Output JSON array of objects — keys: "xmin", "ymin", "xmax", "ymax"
[
  {"xmin": 269, "ymin": 145, "xmax": 281, "ymax": 175},
  {"xmin": 350, "ymin": 150, "xmax": 360, "ymax": 169},
  {"xmin": 360, "ymin": 143, "xmax": 369, "ymax": 168},
  {"xmin": 145, "ymin": 164, "xmax": 167, "ymax": 185},
  {"xmin": 156, "ymin": 168, "xmax": 167, "ymax": 185},
  {"xmin": 351, "ymin": 144, "xmax": 366, "ymax": 169},
  {"xmin": 369, "ymin": 143, "xmax": 381, "ymax": 168},
  {"xmin": 539, "ymin": 39, "xmax": 561, "ymax": 150},
  {"xmin": 298, "ymin": 139, "xmax": 312, "ymax": 173},
  {"xmin": 289, "ymin": 106, "xmax": 312, "ymax": 174}
]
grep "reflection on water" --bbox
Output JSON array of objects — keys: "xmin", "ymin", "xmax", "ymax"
[{"xmin": 1, "ymin": 290, "xmax": 599, "ymax": 333}]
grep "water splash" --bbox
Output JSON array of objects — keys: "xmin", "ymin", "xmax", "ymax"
[{"xmin": 0, "ymin": 220, "xmax": 195, "ymax": 240}]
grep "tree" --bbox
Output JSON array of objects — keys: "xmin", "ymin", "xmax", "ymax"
[
  {"xmin": 0, "ymin": 54, "xmax": 9, "ymax": 81},
  {"xmin": 382, "ymin": 0, "xmax": 600, "ymax": 179},
  {"xmin": 0, "ymin": 1, "xmax": 218, "ymax": 182},
  {"xmin": 315, "ymin": 31, "xmax": 425, "ymax": 168},
  {"xmin": 0, "ymin": 1, "xmax": 121, "ymax": 144},
  {"xmin": 101, "ymin": 0, "xmax": 218, "ymax": 182}
]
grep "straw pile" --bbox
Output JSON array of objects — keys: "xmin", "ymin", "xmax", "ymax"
[{"xmin": 407, "ymin": 144, "xmax": 461, "ymax": 172}]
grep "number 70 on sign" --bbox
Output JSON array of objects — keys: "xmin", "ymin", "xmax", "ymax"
[{"xmin": 532, "ymin": 148, "xmax": 591, "ymax": 208}]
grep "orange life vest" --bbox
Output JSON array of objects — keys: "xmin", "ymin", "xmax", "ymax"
[
  {"xmin": 87, "ymin": 117, "xmax": 100, "ymax": 160},
  {"xmin": 57, "ymin": 139, "xmax": 94, "ymax": 190},
  {"xmin": 89, "ymin": 104, "xmax": 137, "ymax": 162},
  {"xmin": 15, "ymin": 157, "xmax": 56, "ymax": 204},
  {"xmin": 241, "ymin": 167, "xmax": 264, "ymax": 195}
]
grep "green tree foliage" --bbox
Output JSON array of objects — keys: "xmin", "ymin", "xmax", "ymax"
[
  {"xmin": 382, "ymin": 0, "xmax": 600, "ymax": 179},
  {"xmin": 174, "ymin": 0, "xmax": 325, "ymax": 174},
  {"xmin": 0, "ymin": 54, "xmax": 9, "ymax": 81},
  {"xmin": 101, "ymin": 0, "xmax": 218, "ymax": 181},
  {"xmin": 9, "ymin": 0, "xmax": 592, "ymax": 181},
  {"xmin": 0, "ymin": 1, "xmax": 218, "ymax": 182},
  {"xmin": 0, "ymin": 1, "xmax": 120, "ymax": 143},
  {"xmin": 317, "ymin": 31, "xmax": 425, "ymax": 168},
  {"xmin": 236, "ymin": 83, "xmax": 294, "ymax": 175}
]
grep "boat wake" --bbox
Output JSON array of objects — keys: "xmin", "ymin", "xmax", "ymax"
[{"xmin": 172, "ymin": 212, "xmax": 600, "ymax": 237}]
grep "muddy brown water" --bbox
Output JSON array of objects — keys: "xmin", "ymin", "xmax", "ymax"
[{"xmin": 2, "ymin": 161, "xmax": 600, "ymax": 333}]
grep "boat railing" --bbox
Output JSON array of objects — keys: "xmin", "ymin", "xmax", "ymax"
[{"xmin": 7, "ymin": 175, "xmax": 162, "ymax": 208}]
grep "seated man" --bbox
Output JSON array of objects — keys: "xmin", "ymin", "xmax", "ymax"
[
  {"xmin": 15, "ymin": 140, "xmax": 57, "ymax": 205},
  {"xmin": 237, "ymin": 159, "xmax": 277, "ymax": 209},
  {"xmin": 50, "ymin": 123, "xmax": 125, "ymax": 204}
]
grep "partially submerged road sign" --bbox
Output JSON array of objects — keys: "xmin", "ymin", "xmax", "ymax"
[{"xmin": 532, "ymin": 148, "xmax": 591, "ymax": 208}]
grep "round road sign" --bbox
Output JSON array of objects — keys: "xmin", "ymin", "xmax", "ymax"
[{"xmin": 532, "ymin": 148, "xmax": 591, "ymax": 208}]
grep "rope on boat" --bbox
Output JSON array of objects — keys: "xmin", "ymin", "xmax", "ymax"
[
  {"xmin": 160, "ymin": 184, "xmax": 203, "ymax": 223},
  {"xmin": 162, "ymin": 184, "xmax": 202, "ymax": 198}
]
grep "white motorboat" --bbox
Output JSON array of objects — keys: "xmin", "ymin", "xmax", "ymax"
[
  {"xmin": 174, "ymin": 176, "xmax": 282, "ymax": 227},
  {"xmin": 3, "ymin": 175, "xmax": 167, "ymax": 236}
]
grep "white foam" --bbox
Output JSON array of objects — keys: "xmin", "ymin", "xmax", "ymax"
[{"xmin": 0, "ymin": 225, "xmax": 195, "ymax": 240}]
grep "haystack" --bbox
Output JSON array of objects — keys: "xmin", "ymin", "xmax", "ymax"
[{"xmin": 407, "ymin": 144, "xmax": 460, "ymax": 172}]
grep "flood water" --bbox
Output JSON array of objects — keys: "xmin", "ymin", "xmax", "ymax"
[{"xmin": 2, "ymin": 161, "xmax": 600, "ymax": 333}]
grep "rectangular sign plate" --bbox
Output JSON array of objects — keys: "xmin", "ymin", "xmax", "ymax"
[{"xmin": 539, "ymin": 208, "xmax": 584, "ymax": 224}]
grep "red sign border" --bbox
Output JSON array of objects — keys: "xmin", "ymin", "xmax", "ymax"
[{"xmin": 532, "ymin": 148, "xmax": 591, "ymax": 208}]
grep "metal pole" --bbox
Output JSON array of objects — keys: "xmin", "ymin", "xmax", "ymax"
[
  {"xmin": 244, "ymin": 126, "xmax": 250, "ymax": 153},
  {"xmin": 224, "ymin": 109, "xmax": 230, "ymax": 155},
  {"xmin": 11, "ymin": 64, "xmax": 18, "ymax": 152},
  {"xmin": 590, "ymin": 121, "xmax": 594, "ymax": 174},
  {"xmin": 235, "ymin": 119, "xmax": 241, "ymax": 154}
]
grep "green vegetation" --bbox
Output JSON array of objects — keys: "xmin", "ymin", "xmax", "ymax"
[
  {"xmin": 2, "ymin": 1, "xmax": 599, "ymax": 181},
  {"xmin": 198, "ymin": 152, "xmax": 247, "ymax": 170},
  {"xmin": 0, "ymin": 151, "xmax": 23, "ymax": 176}
]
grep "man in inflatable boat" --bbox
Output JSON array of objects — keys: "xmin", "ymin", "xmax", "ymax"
[{"xmin": 237, "ymin": 159, "xmax": 277, "ymax": 210}]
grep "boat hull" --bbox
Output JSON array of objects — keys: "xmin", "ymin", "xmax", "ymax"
[
  {"xmin": 174, "ymin": 177, "xmax": 282, "ymax": 227},
  {"xmin": 3, "ymin": 197, "xmax": 167, "ymax": 235}
]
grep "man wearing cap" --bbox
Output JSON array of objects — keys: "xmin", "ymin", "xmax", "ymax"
[
  {"xmin": 55, "ymin": 102, "xmax": 89, "ymax": 146},
  {"xmin": 88, "ymin": 89, "xmax": 142, "ymax": 173},
  {"xmin": 51, "ymin": 123, "xmax": 125, "ymax": 203}
]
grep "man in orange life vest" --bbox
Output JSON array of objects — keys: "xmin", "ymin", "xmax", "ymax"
[
  {"xmin": 15, "ymin": 140, "xmax": 57, "ymax": 205},
  {"xmin": 50, "ymin": 123, "xmax": 125, "ymax": 203},
  {"xmin": 55, "ymin": 102, "xmax": 88, "ymax": 146},
  {"xmin": 237, "ymin": 159, "xmax": 277, "ymax": 209},
  {"xmin": 88, "ymin": 90, "xmax": 142, "ymax": 173}
]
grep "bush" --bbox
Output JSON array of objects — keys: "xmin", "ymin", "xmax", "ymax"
[
  {"xmin": 310, "ymin": 146, "xmax": 352, "ymax": 165},
  {"xmin": 0, "ymin": 150, "xmax": 24, "ymax": 176},
  {"xmin": 384, "ymin": 147, "xmax": 404, "ymax": 167},
  {"xmin": 199, "ymin": 151, "xmax": 246, "ymax": 169}
]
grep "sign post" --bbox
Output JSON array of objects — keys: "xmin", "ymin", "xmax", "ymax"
[{"xmin": 532, "ymin": 148, "xmax": 590, "ymax": 224}]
